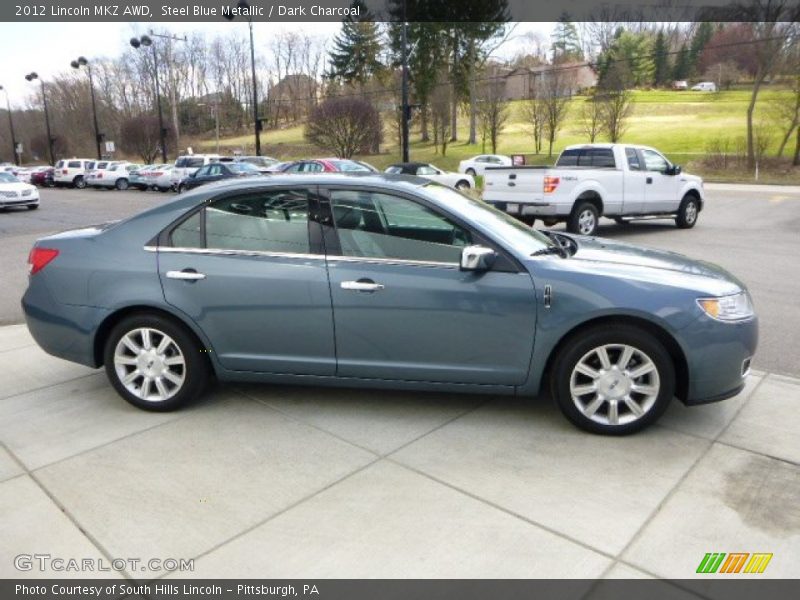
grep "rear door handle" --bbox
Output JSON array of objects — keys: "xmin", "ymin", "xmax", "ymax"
[
  {"xmin": 166, "ymin": 270, "xmax": 206, "ymax": 281},
  {"xmin": 341, "ymin": 280, "xmax": 384, "ymax": 292}
]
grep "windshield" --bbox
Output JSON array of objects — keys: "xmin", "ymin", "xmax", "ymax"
[
  {"xmin": 331, "ymin": 160, "xmax": 372, "ymax": 172},
  {"xmin": 422, "ymin": 184, "xmax": 554, "ymax": 255},
  {"xmin": 228, "ymin": 162, "xmax": 259, "ymax": 173},
  {"xmin": 0, "ymin": 173, "xmax": 18, "ymax": 183}
]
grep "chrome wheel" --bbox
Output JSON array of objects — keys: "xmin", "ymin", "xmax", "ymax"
[
  {"xmin": 684, "ymin": 201, "xmax": 697, "ymax": 225},
  {"xmin": 577, "ymin": 209, "xmax": 596, "ymax": 235},
  {"xmin": 569, "ymin": 344, "xmax": 660, "ymax": 427},
  {"xmin": 113, "ymin": 327, "xmax": 186, "ymax": 402}
]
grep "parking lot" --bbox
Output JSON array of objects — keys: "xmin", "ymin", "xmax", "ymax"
[{"xmin": 0, "ymin": 183, "xmax": 799, "ymax": 582}]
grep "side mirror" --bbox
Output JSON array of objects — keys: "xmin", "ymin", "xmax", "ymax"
[
  {"xmin": 460, "ymin": 245, "xmax": 497, "ymax": 272},
  {"xmin": 668, "ymin": 165, "xmax": 682, "ymax": 175}
]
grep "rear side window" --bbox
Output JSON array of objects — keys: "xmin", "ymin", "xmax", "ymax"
[
  {"xmin": 625, "ymin": 148, "xmax": 642, "ymax": 171},
  {"xmin": 170, "ymin": 189, "xmax": 311, "ymax": 254},
  {"xmin": 557, "ymin": 148, "xmax": 616, "ymax": 168},
  {"xmin": 589, "ymin": 148, "xmax": 615, "ymax": 168},
  {"xmin": 68, "ymin": 161, "xmax": 81, "ymax": 169}
]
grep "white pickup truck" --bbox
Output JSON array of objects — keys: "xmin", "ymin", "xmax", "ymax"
[{"xmin": 482, "ymin": 143, "xmax": 705, "ymax": 236}]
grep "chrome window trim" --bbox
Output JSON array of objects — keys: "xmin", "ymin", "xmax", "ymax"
[{"xmin": 143, "ymin": 245, "xmax": 457, "ymax": 268}]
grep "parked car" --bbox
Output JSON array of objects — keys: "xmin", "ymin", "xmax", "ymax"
[
  {"xmin": 128, "ymin": 165, "xmax": 153, "ymax": 191},
  {"xmin": 22, "ymin": 174, "xmax": 757, "ymax": 435},
  {"xmin": 281, "ymin": 159, "xmax": 376, "ymax": 174},
  {"xmin": 235, "ymin": 155, "xmax": 280, "ymax": 173},
  {"xmin": 150, "ymin": 165, "xmax": 177, "ymax": 192},
  {"xmin": 30, "ymin": 166, "xmax": 54, "ymax": 187},
  {"xmin": 87, "ymin": 162, "xmax": 140, "ymax": 190},
  {"xmin": 458, "ymin": 154, "xmax": 512, "ymax": 177},
  {"xmin": 691, "ymin": 81, "xmax": 717, "ymax": 92},
  {"xmin": 672, "ymin": 80, "xmax": 689, "ymax": 90},
  {"xmin": 0, "ymin": 171, "xmax": 39, "ymax": 210},
  {"xmin": 13, "ymin": 167, "xmax": 34, "ymax": 184},
  {"xmin": 177, "ymin": 161, "xmax": 261, "ymax": 192},
  {"xmin": 53, "ymin": 158, "xmax": 94, "ymax": 188},
  {"xmin": 482, "ymin": 143, "xmax": 704, "ymax": 235},
  {"xmin": 385, "ymin": 162, "xmax": 474, "ymax": 190},
  {"xmin": 172, "ymin": 154, "xmax": 222, "ymax": 183}
]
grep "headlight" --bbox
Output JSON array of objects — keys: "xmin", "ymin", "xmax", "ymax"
[{"xmin": 697, "ymin": 292, "xmax": 754, "ymax": 322}]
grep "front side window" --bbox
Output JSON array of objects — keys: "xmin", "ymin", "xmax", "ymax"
[
  {"xmin": 642, "ymin": 149, "xmax": 670, "ymax": 173},
  {"xmin": 170, "ymin": 190, "xmax": 311, "ymax": 254},
  {"xmin": 417, "ymin": 165, "xmax": 437, "ymax": 176},
  {"xmin": 330, "ymin": 190, "xmax": 471, "ymax": 264}
]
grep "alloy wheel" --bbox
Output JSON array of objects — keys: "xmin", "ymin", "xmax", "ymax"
[
  {"xmin": 578, "ymin": 209, "xmax": 596, "ymax": 235},
  {"xmin": 113, "ymin": 327, "xmax": 186, "ymax": 402}
]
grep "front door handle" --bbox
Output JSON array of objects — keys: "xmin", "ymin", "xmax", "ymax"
[
  {"xmin": 166, "ymin": 269, "xmax": 206, "ymax": 281},
  {"xmin": 341, "ymin": 279, "xmax": 384, "ymax": 292},
  {"xmin": 646, "ymin": 177, "xmax": 653, "ymax": 184}
]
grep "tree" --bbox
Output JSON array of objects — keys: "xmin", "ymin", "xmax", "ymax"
[
  {"xmin": 551, "ymin": 13, "xmax": 583, "ymax": 63},
  {"xmin": 579, "ymin": 96, "xmax": 602, "ymax": 142},
  {"xmin": 688, "ymin": 22, "xmax": 714, "ymax": 77},
  {"xmin": 30, "ymin": 134, "xmax": 69, "ymax": 162},
  {"xmin": 540, "ymin": 68, "xmax": 573, "ymax": 156},
  {"xmin": 597, "ymin": 63, "xmax": 633, "ymax": 142},
  {"xmin": 672, "ymin": 43, "xmax": 691, "ymax": 81},
  {"xmin": 653, "ymin": 31, "xmax": 671, "ymax": 87},
  {"xmin": 702, "ymin": 61, "xmax": 743, "ymax": 91},
  {"xmin": 304, "ymin": 97, "xmax": 382, "ymax": 158},
  {"xmin": 475, "ymin": 78, "xmax": 508, "ymax": 153},
  {"xmin": 521, "ymin": 83, "xmax": 545, "ymax": 154},
  {"xmin": 430, "ymin": 71, "xmax": 452, "ymax": 155},
  {"xmin": 327, "ymin": 1, "xmax": 384, "ymax": 90},
  {"xmin": 770, "ymin": 74, "xmax": 799, "ymax": 157},
  {"xmin": 120, "ymin": 116, "xmax": 173, "ymax": 163}
]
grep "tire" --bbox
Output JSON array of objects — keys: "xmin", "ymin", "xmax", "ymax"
[
  {"xmin": 550, "ymin": 324, "xmax": 675, "ymax": 435},
  {"xmin": 177, "ymin": 184, "xmax": 187, "ymax": 194},
  {"xmin": 519, "ymin": 216, "xmax": 537, "ymax": 227},
  {"xmin": 465, "ymin": 168, "xmax": 476, "ymax": 177},
  {"xmin": 73, "ymin": 175, "xmax": 86, "ymax": 189},
  {"xmin": 115, "ymin": 178, "xmax": 129, "ymax": 191},
  {"xmin": 27, "ymin": 204, "xmax": 39, "ymax": 210},
  {"xmin": 567, "ymin": 201, "xmax": 600, "ymax": 236},
  {"xmin": 676, "ymin": 194, "xmax": 700, "ymax": 229},
  {"xmin": 103, "ymin": 314, "xmax": 210, "ymax": 412},
  {"xmin": 455, "ymin": 179, "xmax": 471, "ymax": 191}
]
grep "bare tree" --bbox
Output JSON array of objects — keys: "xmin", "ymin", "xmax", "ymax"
[
  {"xmin": 120, "ymin": 115, "xmax": 174, "ymax": 163},
  {"xmin": 304, "ymin": 97, "xmax": 382, "ymax": 158},
  {"xmin": 430, "ymin": 75, "xmax": 452, "ymax": 156},
  {"xmin": 597, "ymin": 62, "xmax": 633, "ymax": 143},
  {"xmin": 540, "ymin": 67, "xmax": 574, "ymax": 156},
  {"xmin": 521, "ymin": 80, "xmax": 545, "ymax": 154},
  {"xmin": 475, "ymin": 79, "xmax": 508, "ymax": 153},
  {"xmin": 579, "ymin": 96, "xmax": 602, "ymax": 142}
]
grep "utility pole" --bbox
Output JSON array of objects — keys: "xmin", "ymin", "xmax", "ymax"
[
  {"xmin": 224, "ymin": 1, "xmax": 261, "ymax": 156},
  {"xmin": 25, "ymin": 72, "xmax": 54, "ymax": 165},
  {"xmin": 131, "ymin": 35, "xmax": 168, "ymax": 163},
  {"xmin": 401, "ymin": 0, "xmax": 410, "ymax": 162},
  {"xmin": 0, "ymin": 86, "xmax": 19, "ymax": 165},
  {"xmin": 71, "ymin": 57, "xmax": 102, "ymax": 159}
]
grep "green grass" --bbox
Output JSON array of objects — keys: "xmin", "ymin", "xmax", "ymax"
[{"xmin": 197, "ymin": 88, "xmax": 799, "ymax": 184}]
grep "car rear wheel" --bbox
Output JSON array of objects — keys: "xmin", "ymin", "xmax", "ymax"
[
  {"xmin": 551, "ymin": 324, "xmax": 675, "ymax": 435},
  {"xmin": 73, "ymin": 175, "xmax": 86, "ymax": 189},
  {"xmin": 465, "ymin": 168, "xmax": 476, "ymax": 177},
  {"xmin": 567, "ymin": 202, "xmax": 599, "ymax": 236},
  {"xmin": 177, "ymin": 183, "xmax": 187, "ymax": 194},
  {"xmin": 115, "ymin": 178, "xmax": 129, "ymax": 190},
  {"xmin": 455, "ymin": 180, "xmax": 471, "ymax": 191},
  {"xmin": 104, "ymin": 314, "xmax": 210, "ymax": 411},
  {"xmin": 676, "ymin": 195, "xmax": 699, "ymax": 229}
]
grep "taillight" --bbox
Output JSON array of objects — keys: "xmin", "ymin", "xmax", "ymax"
[
  {"xmin": 28, "ymin": 247, "xmax": 59, "ymax": 275},
  {"xmin": 543, "ymin": 176, "xmax": 560, "ymax": 194},
  {"xmin": 62, "ymin": 169, "xmax": 68, "ymax": 174}
]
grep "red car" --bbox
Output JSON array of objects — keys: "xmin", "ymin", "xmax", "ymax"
[
  {"xmin": 279, "ymin": 158, "xmax": 377, "ymax": 174},
  {"xmin": 30, "ymin": 167, "xmax": 54, "ymax": 187}
]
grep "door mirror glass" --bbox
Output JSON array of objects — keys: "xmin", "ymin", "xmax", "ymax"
[
  {"xmin": 460, "ymin": 245, "xmax": 497, "ymax": 272},
  {"xmin": 670, "ymin": 165, "xmax": 682, "ymax": 175}
]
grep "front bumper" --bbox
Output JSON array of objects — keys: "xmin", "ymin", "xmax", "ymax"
[
  {"xmin": 0, "ymin": 196, "xmax": 39, "ymax": 207},
  {"xmin": 683, "ymin": 314, "xmax": 759, "ymax": 405}
]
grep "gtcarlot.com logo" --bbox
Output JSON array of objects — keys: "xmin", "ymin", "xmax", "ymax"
[
  {"xmin": 14, "ymin": 554, "xmax": 194, "ymax": 573},
  {"xmin": 696, "ymin": 552, "xmax": 773, "ymax": 574}
]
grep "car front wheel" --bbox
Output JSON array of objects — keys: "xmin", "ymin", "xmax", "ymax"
[
  {"xmin": 455, "ymin": 180, "xmax": 471, "ymax": 191},
  {"xmin": 465, "ymin": 168, "xmax": 476, "ymax": 177},
  {"xmin": 551, "ymin": 324, "xmax": 675, "ymax": 435},
  {"xmin": 104, "ymin": 314, "xmax": 210, "ymax": 411},
  {"xmin": 676, "ymin": 195, "xmax": 699, "ymax": 229},
  {"xmin": 73, "ymin": 175, "xmax": 86, "ymax": 189}
]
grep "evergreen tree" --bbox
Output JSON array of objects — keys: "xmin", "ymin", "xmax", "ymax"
[
  {"xmin": 327, "ymin": 1, "xmax": 384, "ymax": 88},
  {"xmin": 673, "ymin": 43, "xmax": 691, "ymax": 81},
  {"xmin": 689, "ymin": 22, "xmax": 714, "ymax": 76},
  {"xmin": 653, "ymin": 30, "xmax": 670, "ymax": 87},
  {"xmin": 551, "ymin": 12, "xmax": 583, "ymax": 62}
]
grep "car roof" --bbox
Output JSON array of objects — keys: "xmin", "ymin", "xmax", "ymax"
[{"xmin": 184, "ymin": 172, "xmax": 431, "ymax": 194}]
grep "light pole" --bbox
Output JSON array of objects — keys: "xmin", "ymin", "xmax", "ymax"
[
  {"xmin": 224, "ymin": 0, "xmax": 261, "ymax": 156},
  {"xmin": 0, "ymin": 86, "xmax": 19, "ymax": 165},
  {"xmin": 71, "ymin": 56, "xmax": 102, "ymax": 160},
  {"xmin": 130, "ymin": 35, "xmax": 168, "ymax": 163},
  {"xmin": 24, "ymin": 72, "xmax": 55, "ymax": 166},
  {"xmin": 198, "ymin": 98, "xmax": 220, "ymax": 153}
]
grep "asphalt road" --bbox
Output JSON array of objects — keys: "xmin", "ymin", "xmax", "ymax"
[{"xmin": 1, "ymin": 183, "xmax": 799, "ymax": 377}]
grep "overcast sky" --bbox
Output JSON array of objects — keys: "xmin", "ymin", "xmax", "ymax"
[{"xmin": 0, "ymin": 21, "xmax": 552, "ymax": 107}]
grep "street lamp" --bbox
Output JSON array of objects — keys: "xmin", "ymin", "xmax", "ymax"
[
  {"xmin": 71, "ymin": 56, "xmax": 103, "ymax": 160},
  {"xmin": 24, "ymin": 72, "xmax": 55, "ymax": 166},
  {"xmin": 0, "ymin": 85, "xmax": 19, "ymax": 165},
  {"xmin": 197, "ymin": 98, "xmax": 220, "ymax": 153},
  {"xmin": 130, "ymin": 34, "xmax": 168, "ymax": 163},
  {"xmin": 224, "ymin": 0, "xmax": 261, "ymax": 156}
]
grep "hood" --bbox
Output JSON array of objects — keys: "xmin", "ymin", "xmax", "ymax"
[{"xmin": 567, "ymin": 235, "xmax": 745, "ymax": 292}]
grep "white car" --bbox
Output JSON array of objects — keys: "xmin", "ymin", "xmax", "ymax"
[
  {"xmin": 13, "ymin": 167, "xmax": 34, "ymax": 184},
  {"xmin": 385, "ymin": 162, "xmax": 474, "ymax": 190},
  {"xmin": 457, "ymin": 154, "xmax": 512, "ymax": 177},
  {"xmin": 691, "ymin": 81, "xmax": 717, "ymax": 92},
  {"xmin": 86, "ymin": 162, "xmax": 140, "ymax": 190},
  {"xmin": 150, "ymin": 165, "xmax": 177, "ymax": 192},
  {"xmin": 53, "ymin": 158, "xmax": 94, "ymax": 188},
  {"xmin": 0, "ymin": 171, "xmax": 39, "ymax": 211}
]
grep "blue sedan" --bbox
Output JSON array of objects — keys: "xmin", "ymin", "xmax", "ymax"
[{"xmin": 22, "ymin": 174, "xmax": 757, "ymax": 434}]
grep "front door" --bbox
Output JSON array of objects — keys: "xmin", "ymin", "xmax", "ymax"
[
  {"xmin": 323, "ymin": 187, "xmax": 537, "ymax": 386},
  {"xmin": 158, "ymin": 186, "xmax": 336, "ymax": 375},
  {"xmin": 641, "ymin": 149, "xmax": 679, "ymax": 212}
]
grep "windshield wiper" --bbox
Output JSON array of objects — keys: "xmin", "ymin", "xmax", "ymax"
[{"xmin": 531, "ymin": 245, "xmax": 567, "ymax": 258}]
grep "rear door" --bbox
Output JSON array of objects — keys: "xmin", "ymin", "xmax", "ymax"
[
  {"xmin": 322, "ymin": 186, "xmax": 537, "ymax": 385},
  {"xmin": 622, "ymin": 147, "xmax": 647, "ymax": 214},
  {"xmin": 158, "ymin": 185, "xmax": 336, "ymax": 375}
]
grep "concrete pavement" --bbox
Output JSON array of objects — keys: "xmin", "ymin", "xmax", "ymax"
[{"xmin": 1, "ymin": 324, "xmax": 798, "ymax": 580}]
